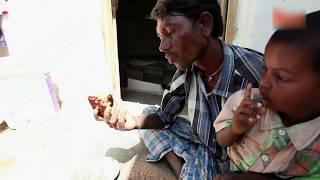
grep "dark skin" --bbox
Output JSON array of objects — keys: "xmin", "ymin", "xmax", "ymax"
[
  {"xmin": 259, "ymin": 43, "xmax": 320, "ymax": 126},
  {"xmin": 215, "ymin": 42, "xmax": 320, "ymax": 179}
]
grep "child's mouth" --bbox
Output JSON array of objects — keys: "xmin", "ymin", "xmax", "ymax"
[{"xmin": 260, "ymin": 93, "xmax": 271, "ymax": 107}]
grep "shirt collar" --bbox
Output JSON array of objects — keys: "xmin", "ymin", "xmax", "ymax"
[
  {"xmin": 212, "ymin": 40, "xmax": 235, "ymax": 97},
  {"xmin": 287, "ymin": 117, "xmax": 320, "ymax": 150},
  {"xmin": 189, "ymin": 40, "xmax": 234, "ymax": 98},
  {"xmin": 260, "ymin": 107, "xmax": 320, "ymax": 151}
]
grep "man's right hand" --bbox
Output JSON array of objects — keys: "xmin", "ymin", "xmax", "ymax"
[{"xmin": 94, "ymin": 99, "xmax": 138, "ymax": 131}]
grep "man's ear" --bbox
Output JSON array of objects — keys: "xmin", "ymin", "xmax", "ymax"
[{"xmin": 197, "ymin": 12, "xmax": 214, "ymax": 37}]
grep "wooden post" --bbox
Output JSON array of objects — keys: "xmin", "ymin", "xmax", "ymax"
[
  {"xmin": 224, "ymin": 0, "xmax": 239, "ymax": 44},
  {"xmin": 101, "ymin": 0, "xmax": 121, "ymax": 98}
]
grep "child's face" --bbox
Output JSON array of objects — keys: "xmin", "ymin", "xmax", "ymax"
[{"xmin": 260, "ymin": 42, "xmax": 320, "ymax": 121}]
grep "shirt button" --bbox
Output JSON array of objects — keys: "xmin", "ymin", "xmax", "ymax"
[
  {"xmin": 279, "ymin": 129, "xmax": 286, "ymax": 136},
  {"xmin": 261, "ymin": 155, "xmax": 269, "ymax": 162}
]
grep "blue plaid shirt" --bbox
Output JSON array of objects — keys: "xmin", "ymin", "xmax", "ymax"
[
  {"xmin": 157, "ymin": 41, "xmax": 264, "ymax": 149},
  {"xmin": 142, "ymin": 41, "xmax": 264, "ymax": 179}
]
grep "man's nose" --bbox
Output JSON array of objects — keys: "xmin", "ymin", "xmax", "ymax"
[{"xmin": 159, "ymin": 38, "xmax": 170, "ymax": 52}]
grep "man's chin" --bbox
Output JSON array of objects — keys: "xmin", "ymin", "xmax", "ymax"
[
  {"xmin": 168, "ymin": 58, "xmax": 192, "ymax": 70},
  {"xmin": 175, "ymin": 64, "xmax": 190, "ymax": 70}
]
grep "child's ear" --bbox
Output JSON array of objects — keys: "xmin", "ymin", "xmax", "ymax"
[{"xmin": 198, "ymin": 12, "xmax": 213, "ymax": 37}]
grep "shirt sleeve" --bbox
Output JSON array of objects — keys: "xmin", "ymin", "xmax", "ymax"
[
  {"xmin": 156, "ymin": 87, "xmax": 186, "ymax": 124},
  {"xmin": 156, "ymin": 70, "xmax": 187, "ymax": 124},
  {"xmin": 213, "ymin": 90, "xmax": 245, "ymax": 132}
]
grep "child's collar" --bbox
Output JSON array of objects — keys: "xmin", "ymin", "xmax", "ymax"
[{"xmin": 260, "ymin": 110, "xmax": 320, "ymax": 151}]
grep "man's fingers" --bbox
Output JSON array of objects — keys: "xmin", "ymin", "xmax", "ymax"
[
  {"xmin": 116, "ymin": 110, "xmax": 126, "ymax": 129},
  {"xmin": 106, "ymin": 101, "xmax": 112, "ymax": 107},
  {"xmin": 111, "ymin": 102, "xmax": 119, "ymax": 117},
  {"xmin": 104, "ymin": 105, "xmax": 112, "ymax": 122},
  {"xmin": 244, "ymin": 83, "xmax": 253, "ymax": 99},
  {"xmin": 124, "ymin": 113, "xmax": 138, "ymax": 130},
  {"xmin": 110, "ymin": 101, "xmax": 124, "ymax": 128}
]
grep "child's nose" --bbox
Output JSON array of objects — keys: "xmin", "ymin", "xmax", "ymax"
[{"xmin": 259, "ymin": 76, "xmax": 271, "ymax": 89}]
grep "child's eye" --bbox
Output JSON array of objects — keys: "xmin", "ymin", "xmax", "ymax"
[
  {"xmin": 276, "ymin": 75, "xmax": 283, "ymax": 81},
  {"xmin": 275, "ymin": 74, "xmax": 288, "ymax": 82}
]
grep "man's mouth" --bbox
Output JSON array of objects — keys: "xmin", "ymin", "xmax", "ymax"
[{"xmin": 165, "ymin": 54, "xmax": 174, "ymax": 64}]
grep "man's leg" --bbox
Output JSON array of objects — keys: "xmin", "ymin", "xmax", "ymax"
[
  {"xmin": 141, "ymin": 106, "xmax": 215, "ymax": 179},
  {"xmin": 141, "ymin": 125, "xmax": 219, "ymax": 179},
  {"xmin": 165, "ymin": 151, "xmax": 183, "ymax": 178}
]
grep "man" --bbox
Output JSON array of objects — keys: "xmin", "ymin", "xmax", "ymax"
[{"xmin": 97, "ymin": 0, "xmax": 264, "ymax": 179}]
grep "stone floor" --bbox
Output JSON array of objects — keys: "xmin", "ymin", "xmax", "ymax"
[
  {"xmin": 122, "ymin": 90, "xmax": 176, "ymax": 180},
  {"xmin": 0, "ymin": 90, "xmax": 176, "ymax": 180}
]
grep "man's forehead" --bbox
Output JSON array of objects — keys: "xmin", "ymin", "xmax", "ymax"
[
  {"xmin": 156, "ymin": 16, "xmax": 190, "ymax": 29},
  {"xmin": 156, "ymin": 15, "xmax": 189, "ymax": 27}
]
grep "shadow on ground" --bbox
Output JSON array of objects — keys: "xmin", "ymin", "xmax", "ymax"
[{"xmin": 105, "ymin": 139, "xmax": 176, "ymax": 180}]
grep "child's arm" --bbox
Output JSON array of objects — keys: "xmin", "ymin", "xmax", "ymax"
[
  {"xmin": 216, "ymin": 124, "xmax": 242, "ymax": 147},
  {"xmin": 216, "ymin": 84, "xmax": 265, "ymax": 147}
]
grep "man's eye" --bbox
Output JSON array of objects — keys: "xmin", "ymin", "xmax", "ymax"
[{"xmin": 167, "ymin": 30, "xmax": 175, "ymax": 36}]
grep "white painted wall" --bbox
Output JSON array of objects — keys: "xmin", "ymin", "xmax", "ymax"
[
  {"xmin": 0, "ymin": 0, "xmax": 112, "ymax": 102},
  {"xmin": 230, "ymin": 0, "xmax": 320, "ymax": 52},
  {"xmin": 0, "ymin": 2, "xmax": 143, "ymax": 179}
]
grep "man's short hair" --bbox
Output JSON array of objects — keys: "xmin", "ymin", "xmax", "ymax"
[{"xmin": 150, "ymin": 0, "xmax": 223, "ymax": 38}]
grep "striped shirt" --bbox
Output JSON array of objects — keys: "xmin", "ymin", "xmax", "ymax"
[
  {"xmin": 157, "ymin": 41, "xmax": 264, "ymax": 151},
  {"xmin": 142, "ymin": 41, "xmax": 265, "ymax": 179}
]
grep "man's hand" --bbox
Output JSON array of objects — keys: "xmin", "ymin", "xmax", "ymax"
[
  {"xmin": 99, "ymin": 99, "xmax": 138, "ymax": 131},
  {"xmin": 232, "ymin": 83, "xmax": 265, "ymax": 135}
]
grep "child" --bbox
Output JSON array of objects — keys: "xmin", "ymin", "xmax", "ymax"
[{"xmin": 214, "ymin": 11, "xmax": 320, "ymax": 179}]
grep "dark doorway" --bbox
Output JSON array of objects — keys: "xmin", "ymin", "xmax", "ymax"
[{"xmin": 116, "ymin": 0, "xmax": 176, "ymax": 89}]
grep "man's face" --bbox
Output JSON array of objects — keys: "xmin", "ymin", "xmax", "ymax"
[
  {"xmin": 259, "ymin": 42, "xmax": 320, "ymax": 120},
  {"xmin": 156, "ymin": 15, "xmax": 207, "ymax": 70}
]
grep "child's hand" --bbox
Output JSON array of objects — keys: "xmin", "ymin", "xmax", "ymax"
[{"xmin": 232, "ymin": 83, "xmax": 265, "ymax": 135}]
